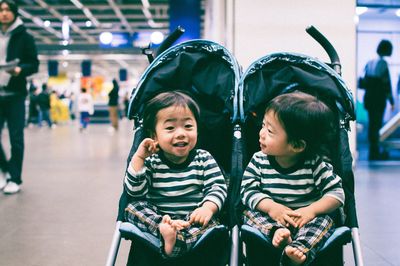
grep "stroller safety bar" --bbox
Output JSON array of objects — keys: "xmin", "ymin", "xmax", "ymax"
[
  {"xmin": 352, "ymin": 227, "xmax": 365, "ymax": 266},
  {"xmin": 106, "ymin": 221, "xmax": 122, "ymax": 266},
  {"xmin": 229, "ymin": 225, "xmax": 240, "ymax": 266}
]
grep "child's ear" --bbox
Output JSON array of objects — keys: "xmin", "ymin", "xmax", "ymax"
[{"xmin": 291, "ymin": 140, "xmax": 306, "ymax": 153}]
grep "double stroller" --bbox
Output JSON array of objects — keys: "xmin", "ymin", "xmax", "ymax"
[{"xmin": 106, "ymin": 26, "xmax": 363, "ymax": 266}]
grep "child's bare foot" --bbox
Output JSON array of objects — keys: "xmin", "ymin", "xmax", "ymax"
[
  {"xmin": 272, "ymin": 228, "xmax": 292, "ymax": 248},
  {"xmin": 284, "ymin": 246, "xmax": 306, "ymax": 265},
  {"xmin": 159, "ymin": 222, "xmax": 177, "ymax": 256}
]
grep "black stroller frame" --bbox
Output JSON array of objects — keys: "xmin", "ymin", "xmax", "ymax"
[{"xmin": 106, "ymin": 26, "xmax": 364, "ymax": 266}]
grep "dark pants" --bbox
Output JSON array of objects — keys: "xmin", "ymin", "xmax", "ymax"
[
  {"xmin": 80, "ymin": 111, "xmax": 90, "ymax": 129},
  {"xmin": 0, "ymin": 95, "xmax": 26, "ymax": 184},
  {"xmin": 367, "ymin": 107, "xmax": 385, "ymax": 158},
  {"xmin": 243, "ymin": 209, "xmax": 334, "ymax": 266},
  {"xmin": 38, "ymin": 109, "xmax": 52, "ymax": 127}
]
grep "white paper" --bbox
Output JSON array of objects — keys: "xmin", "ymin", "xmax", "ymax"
[{"xmin": 0, "ymin": 59, "xmax": 19, "ymax": 72}]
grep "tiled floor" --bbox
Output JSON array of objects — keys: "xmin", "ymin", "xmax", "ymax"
[{"xmin": 0, "ymin": 120, "xmax": 399, "ymax": 265}]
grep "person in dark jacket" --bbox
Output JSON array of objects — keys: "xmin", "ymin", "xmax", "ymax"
[
  {"xmin": 0, "ymin": 0, "xmax": 39, "ymax": 194},
  {"xmin": 108, "ymin": 78, "xmax": 119, "ymax": 132},
  {"xmin": 27, "ymin": 81, "xmax": 39, "ymax": 127},
  {"xmin": 362, "ymin": 40, "xmax": 395, "ymax": 160},
  {"xmin": 37, "ymin": 83, "xmax": 53, "ymax": 128}
]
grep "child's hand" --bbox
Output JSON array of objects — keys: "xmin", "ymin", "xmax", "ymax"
[
  {"xmin": 268, "ymin": 202, "xmax": 300, "ymax": 228},
  {"xmin": 131, "ymin": 138, "xmax": 159, "ymax": 171},
  {"xmin": 189, "ymin": 206, "xmax": 214, "ymax": 227},
  {"xmin": 291, "ymin": 207, "xmax": 316, "ymax": 228},
  {"xmin": 170, "ymin": 219, "xmax": 191, "ymax": 230},
  {"xmin": 161, "ymin": 215, "xmax": 190, "ymax": 231},
  {"xmin": 135, "ymin": 138, "xmax": 159, "ymax": 160},
  {"xmin": 6, "ymin": 66, "xmax": 21, "ymax": 76}
]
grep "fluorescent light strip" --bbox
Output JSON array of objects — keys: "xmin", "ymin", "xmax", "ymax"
[
  {"xmin": 35, "ymin": 0, "xmax": 96, "ymax": 43},
  {"xmin": 19, "ymin": 8, "xmax": 63, "ymax": 39},
  {"xmin": 107, "ymin": 0, "xmax": 133, "ymax": 33},
  {"xmin": 140, "ymin": 0, "xmax": 165, "ymax": 28}
]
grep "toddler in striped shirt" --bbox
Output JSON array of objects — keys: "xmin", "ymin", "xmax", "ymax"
[
  {"xmin": 124, "ymin": 91, "xmax": 227, "ymax": 258},
  {"xmin": 241, "ymin": 92, "xmax": 344, "ymax": 265}
]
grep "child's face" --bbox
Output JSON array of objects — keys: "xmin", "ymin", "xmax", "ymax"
[
  {"xmin": 153, "ymin": 105, "xmax": 198, "ymax": 164},
  {"xmin": 259, "ymin": 110, "xmax": 295, "ymax": 157}
]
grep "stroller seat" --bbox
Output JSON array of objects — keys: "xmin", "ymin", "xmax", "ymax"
[
  {"xmin": 236, "ymin": 50, "xmax": 359, "ymax": 266},
  {"xmin": 119, "ymin": 222, "xmax": 229, "ymax": 253},
  {"xmin": 106, "ymin": 39, "xmax": 241, "ymax": 266}
]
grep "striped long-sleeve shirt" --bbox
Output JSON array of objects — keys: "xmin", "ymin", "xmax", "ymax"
[
  {"xmin": 241, "ymin": 151, "xmax": 344, "ymax": 210},
  {"xmin": 124, "ymin": 149, "xmax": 227, "ymax": 216}
]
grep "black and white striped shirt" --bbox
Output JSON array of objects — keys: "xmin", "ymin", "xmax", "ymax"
[
  {"xmin": 241, "ymin": 151, "xmax": 344, "ymax": 210},
  {"xmin": 124, "ymin": 149, "xmax": 227, "ymax": 216}
]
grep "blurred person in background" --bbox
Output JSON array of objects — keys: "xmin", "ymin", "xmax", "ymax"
[
  {"xmin": 77, "ymin": 87, "xmax": 94, "ymax": 132},
  {"xmin": 37, "ymin": 83, "xmax": 54, "ymax": 128},
  {"xmin": 108, "ymin": 78, "xmax": 119, "ymax": 133},
  {"xmin": 361, "ymin": 39, "xmax": 395, "ymax": 160},
  {"xmin": 26, "ymin": 81, "xmax": 39, "ymax": 127},
  {"xmin": 0, "ymin": 0, "xmax": 39, "ymax": 194}
]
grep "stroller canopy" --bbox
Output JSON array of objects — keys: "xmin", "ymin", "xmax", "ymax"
[
  {"xmin": 239, "ymin": 52, "xmax": 358, "ymax": 228},
  {"xmin": 127, "ymin": 39, "xmax": 241, "ymax": 173},
  {"xmin": 128, "ymin": 40, "xmax": 241, "ymax": 123},
  {"xmin": 239, "ymin": 52, "xmax": 355, "ymax": 125}
]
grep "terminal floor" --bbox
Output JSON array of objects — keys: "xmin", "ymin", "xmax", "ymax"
[{"xmin": 0, "ymin": 120, "xmax": 399, "ymax": 266}]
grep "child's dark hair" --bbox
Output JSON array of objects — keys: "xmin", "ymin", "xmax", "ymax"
[
  {"xmin": 142, "ymin": 91, "xmax": 200, "ymax": 136},
  {"xmin": 265, "ymin": 91, "xmax": 336, "ymax": 159}
]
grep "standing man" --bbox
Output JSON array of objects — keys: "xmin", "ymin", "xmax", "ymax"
[
  {"xmin": 362, "ymin": 39, "xmax": 395, "ymax": 160},
  {"xmin": 0, "ymin": 0, "xmax": 39, "ymax": 194}
]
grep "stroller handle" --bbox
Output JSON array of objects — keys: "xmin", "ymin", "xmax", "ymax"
[
  {"xmin": 155, "ymin": 26, "xmax": 185, "ymax": 58},
  {"xmin": 306, "ymin": 25, "xmax": 342, "ymax": 76}
]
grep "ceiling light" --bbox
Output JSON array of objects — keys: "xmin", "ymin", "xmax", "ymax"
[
  {"xmin": 99, "ymin": 32, "xmax": 113, "ymax": 45},
  {"xmin": 151, "ymin": 31, "xmax": 164, "ymax": 44},
  {"xmin": 70, "ymin": 0, "xmax": 83, "ymax": 9},
  {"xmin": 62, "ymin": 50, "xmax": 69, "ymax": 56},
  {"xmin": 62, "ymin": 16, "xmax": 70, "ymax": 40},
  {"xmin": 86, "ymin": 21, "xmax": 92, "ymax": 27},
  {"xmin": 356, "ymin": 7, "xmax": 368, "ymax": 16},
  {"xmin": 44, "ymin": 20, "xmax": 51, "ymax": 27},
  {"xmin": 396, "ymin": 9, "xmax": 400, "ymax": 17}
]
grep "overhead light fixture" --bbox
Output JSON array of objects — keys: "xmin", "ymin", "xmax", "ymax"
[
  {"xmin": 62, "ymin": 16, "xmax": 70, "ymax": 41},
  {"xmin": 396, "ymin": 9, "xmax": 400, "ymax": 17},
  {"xmin": 44, "ymin": 20, "xmax": 51, "ymax": 27},
  {"xmin": 99, "ymin": 32, "xmax": 113, "ymax": 45},
  {"xmin": 70, "ymin": 0, "xmax": 83, "ymax": 9},
  {"xmin": 356, "ymin": 7, "xmax": 368, "ymax": 16},
  {"xmin": 151, "ymin": 31, "xmax": 164, "ymax": 44},
  {"xmin": 86, "ymin": 21, "xmax": 92, "ymax": 27},
  {"xmin": 141, "ymin": 0, "xmax": 166, "ymax": 28},
  {"xmin": 19, "ymin": 8, "xmax": 63, "ymax": 39}
]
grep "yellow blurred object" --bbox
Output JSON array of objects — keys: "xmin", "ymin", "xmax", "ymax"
[{"xmin": 50, "ymin": 93, "xmax": 70, "ymax": 123}]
